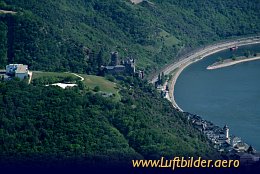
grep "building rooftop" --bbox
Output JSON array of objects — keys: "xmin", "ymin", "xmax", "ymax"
[{"xmin": 15, "ymin": 65, "xmax": 28, "ymax": 74}]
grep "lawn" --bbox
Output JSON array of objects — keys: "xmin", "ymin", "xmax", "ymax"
[
  {"xmin": 80, "ymin": 74, "xmax": 120, "ymax": 98},
  {"xmin": 32, "ymin": 71, "xmax": 120, "ymax": 100},
  {"xmin": 32, "ymin": 71, "xmax": 80, "ymax": 81}
]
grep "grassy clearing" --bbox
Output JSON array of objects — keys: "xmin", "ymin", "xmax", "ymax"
[
  {"xmin": 32, "ymin": 71, "xmax": 121, "ymax": 100},
  {"xmin": 80, "ymin": 74, "xmax": 120, "ymax": 100},
  {"xmin": 143, "ymin": 29, "xmax": 180, "ymax": 59},
  {"xmin": 32, "ymin": 71, "xmax": 80, "ymax": 81},
  {"xmin": 80, "ymin": 74, "xmax": 117, "ymax": 92},
  {"xmin": 158, "ymin": 30, "xmax": 180, "ymax": 47}
]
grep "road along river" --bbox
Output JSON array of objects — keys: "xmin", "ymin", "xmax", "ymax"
[{"xmin": 149, "ymin": 36, "xmax": 260, "ymax": 111}]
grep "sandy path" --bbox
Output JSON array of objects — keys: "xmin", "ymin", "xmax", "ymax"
[
  {"xmin": 70, "ymin": 73, "xmax": 84, "ymax": 81},
  {"xmin": 28, "ymin": 71, "xmax": 33, "ymax": 84},
  {"xmin": 0, "ymin": 10, "xmax": 16, "ymax": 14}
]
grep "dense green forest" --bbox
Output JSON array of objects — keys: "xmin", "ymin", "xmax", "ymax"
[
  {"xmin": 0, "ymin": 0, "xmax": 259, "ymax": 74},
  {"xmin": 0, "ymin": 78, "xmax": 217, "ymax": 166},
  {"xmin": 0, "ymin": 0, "xmax": 259, "ymax": 169}
]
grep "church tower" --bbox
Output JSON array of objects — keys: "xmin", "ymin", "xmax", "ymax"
[{"xmin": 224, "ymin": 124, "xmax": 229, "ymax": 140}]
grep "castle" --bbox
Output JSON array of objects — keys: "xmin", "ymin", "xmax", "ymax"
[{"xmin": 103, "ymin": 52, "xmax": 143, "ymax": 79}]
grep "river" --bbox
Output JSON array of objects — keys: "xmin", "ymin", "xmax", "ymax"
[{"xmin": 175, "ymin": 43, "xmax": 260, "ymax": 150}]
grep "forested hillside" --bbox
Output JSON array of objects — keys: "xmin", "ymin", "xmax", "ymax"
[
  {"xmin": 0, "ymin": 78, "xmax": 217, "ymax": 166},
  {"xmin": 0, "ymin": 0, "xmax": 259, "ymax": 74},
  {"xmin": 0, "ymin": 0, "xmax": 259, "ymax": 169}
]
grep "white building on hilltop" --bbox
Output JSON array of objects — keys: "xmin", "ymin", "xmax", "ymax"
[{"xmin": 6, "ymin": 64, "xmax": 29, "ymax": 80}]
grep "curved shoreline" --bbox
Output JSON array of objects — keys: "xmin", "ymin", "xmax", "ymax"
[
  {"xmin": 150, "ymin": 36, "xmax": 260, "ymax": 111},
  {"xmin": 207, "ymin": 56, "xmax": 260, "ymax": 70}
]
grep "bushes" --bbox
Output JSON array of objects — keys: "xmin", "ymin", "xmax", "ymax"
[{"xmin": 93, "ymin": 86, "xmax": 100, "ymax": 92}]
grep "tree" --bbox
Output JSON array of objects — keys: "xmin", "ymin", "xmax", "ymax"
[
  {"xmin": 0, "ymin": 21, "xmax": 7, "ymax": 68},
  {"xmin": 93, "ymin": 86, "xmax": 100, "ymax": 92},
  {"xmin": 244, "ymin": 51, "xmax": 251, "ymax": 58},
  {"xmin": 106, "ymin": 75, "xmax": 115, "ymax": 82},
  {"xmin": 161, "ymin": 72, "xmax": 166, "ymax": 85},
  {"xmin": 247, "ymin": 145, "xmax": 254, "ymax": 154},
  {"xmin": 97, "ymin": 48, "xmax": 105, "ymax": 67},
  {"xmin": 77, "ymin": 81, "xmax": 85, "ymax": 90},
  {"xmin": 157, "ymin": 73, "xmax": 161, "ymax": 84}
]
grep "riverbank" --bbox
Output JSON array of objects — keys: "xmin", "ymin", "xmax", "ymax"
[
  {"xmin": 150, "ymin": 36, "xmax": 260, "ymax": 111},
  {"xmin": 207, "ymin": 55, "xmax": 260, "ymax": 70}
]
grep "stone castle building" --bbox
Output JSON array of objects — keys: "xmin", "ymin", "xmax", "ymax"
[{"xmin": 103, "ymin": 52, "xmax": 136, "ymax": 75}]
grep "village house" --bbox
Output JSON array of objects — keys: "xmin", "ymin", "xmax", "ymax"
[
  {"xmin": 183, "ymin": 112, "xmax": 260, "ymax": 165},
  {"xmin": 6, "ymin": 64, "xmax": 29, "ymax": 80}
]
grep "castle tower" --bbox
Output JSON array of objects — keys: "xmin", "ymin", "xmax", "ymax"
[
  {"xmin": 223, "ymin": 124, "xmax": 229, "ymax": 140},
  {"xmin": 111, "ymin": 52, "xmax": 119, "ymax": 66}
]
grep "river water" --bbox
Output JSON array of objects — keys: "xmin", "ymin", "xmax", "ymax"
[{"xmin": 175, "ymin": 43, "xmax": 260, "ymax": 149}]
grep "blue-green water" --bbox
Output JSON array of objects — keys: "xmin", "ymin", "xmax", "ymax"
[{"xmin": 175, "ymin": 43, "xmax": 260, "ymax": 149}]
